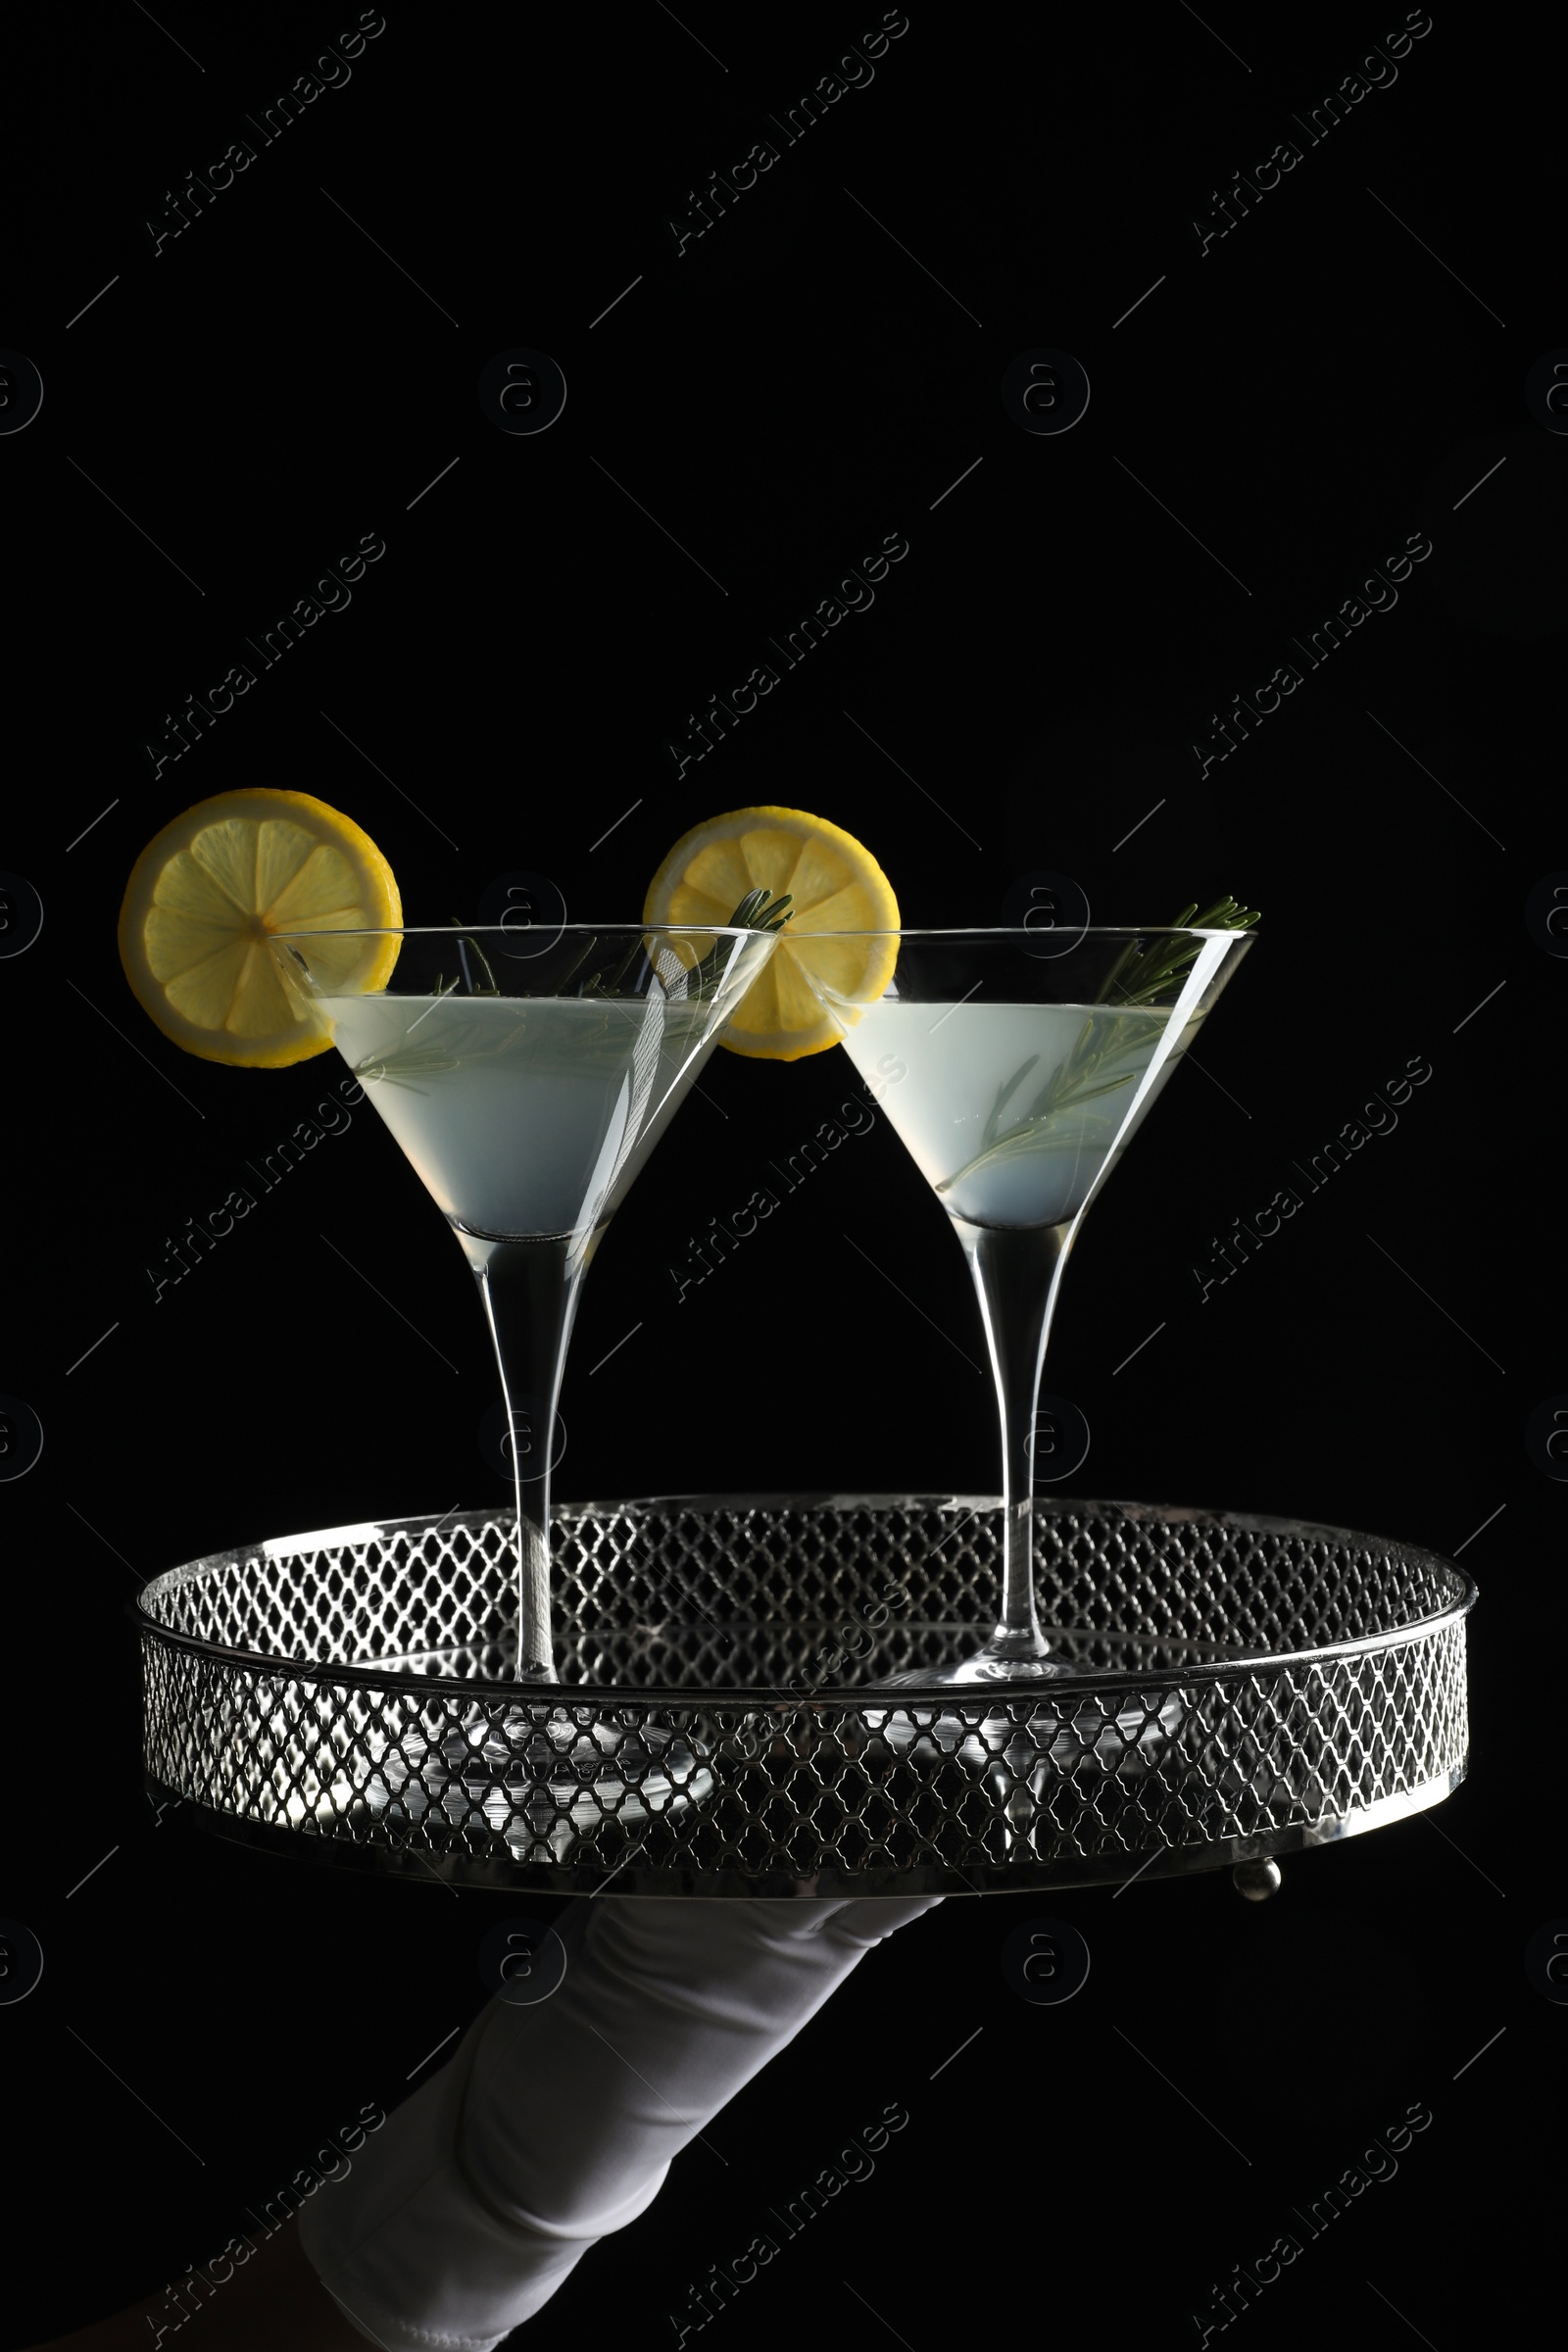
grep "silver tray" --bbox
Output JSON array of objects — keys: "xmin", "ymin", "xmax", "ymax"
[{"xmin": 135, "ymin": 1494, "xmax": 1474, "ymax": 1898}]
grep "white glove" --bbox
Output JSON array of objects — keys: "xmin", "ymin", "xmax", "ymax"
[{"xmin": 300, "ymin": 1892, "xmax": 942, "ymax": 2351}]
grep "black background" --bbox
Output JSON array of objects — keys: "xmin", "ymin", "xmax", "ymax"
[{"xmin": 2, "ymin": 3, "xmax": 1553, "ymax": 2344}]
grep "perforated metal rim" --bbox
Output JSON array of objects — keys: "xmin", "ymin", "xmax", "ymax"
[{"xmin": 133, "ymin": 1492, "xmax": 1475, "ymax": 1699}]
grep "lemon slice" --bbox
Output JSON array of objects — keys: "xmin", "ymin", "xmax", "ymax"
[
  {"xmin": 119, "ymin": 789, "xmax": 402, "ymax": 1067},
  {"xmin": 643, "ymin": 806, "xmax": 899, "ymax": 1059}
]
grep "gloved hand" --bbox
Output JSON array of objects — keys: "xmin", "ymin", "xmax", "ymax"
[{"xmin": 301, "ymin": 1892, "xmax": 942, "ymax": 2351}]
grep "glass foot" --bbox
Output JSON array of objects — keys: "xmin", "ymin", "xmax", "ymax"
[{"xmin": 870, "ymin": 1644, "xmax": 1073, "ymax": 1690}]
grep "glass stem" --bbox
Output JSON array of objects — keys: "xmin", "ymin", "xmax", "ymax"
[
  {"xmin": 458, "ymin": 1230, "xmax": 598, "ymax": 1684},
  {"xmin": 951, "ymin": 1216, "xmax": 1077, "ymax": 1664}
]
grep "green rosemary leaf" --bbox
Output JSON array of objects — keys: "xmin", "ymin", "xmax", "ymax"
[
  {"xmin": 1095, "ymin": 931, "xmax": 1146, "ymax": 1003},
  {"xmin": 587, "ymin": 933, "xmax": 652, "ymax": 999},
  {"xmin": 562, "ymin": 888, "xmax": 797, "ymax": 1005},
  {"xmin": 664, "ymin": 889, "xmax": 795, "ymax": 1002},
  {"xmin": 980, "ymin": 1053, "xmax": 1041, "ymax": 1149},
  {"xmin": 449, "ymin": 921, "xmax": 500, "ymax": 995},
  {"xmin": 729, "ymin": 886, "xmax": 795, "ymax": 935},
  {"xmin": 1054, "ymin": 1071, "xmax": 1137, "ymax": 1105},
  {"xmin": 1098, "ymin": 896, "xmax": 1258, "ymax": 1009}
]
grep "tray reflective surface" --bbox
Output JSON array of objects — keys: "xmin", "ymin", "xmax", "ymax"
[{"xmin": 136, "ymin": 1494, "xmax": 1474, "ymax": 1897}]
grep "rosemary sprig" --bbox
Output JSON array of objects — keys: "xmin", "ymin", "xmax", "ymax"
[
  {"xmin": 443, "ymin": 920, "xmax": 500, "ymax": 997},
  {"xmin": 934, "ymin": 896, "xmax": 1259, "ymax": 1200},
  {"xmin": 356, "ymin": 890, "xmax": 795, "ymax": 1091},
  {"xmin": 431, "ymin": 893, "xmax": 793, "ymax": 1004},
  {"xmin": 580, "ymin": 932, "xmax": 652, "ymax": 1000},
  {"xmin": 1096, "ymin": 896, "xmax": 1260, "ymax": 1010},
  {"xmin": 583, "ymin": 886, "xmax": 794, "ymax": 1003},
  {"xmin": 675, "ymin": 886, "xmax": 794, "ymax": 999},
  {"xmin": 729, "ymin": 884, "xmax": 797, "ymax": 935}
]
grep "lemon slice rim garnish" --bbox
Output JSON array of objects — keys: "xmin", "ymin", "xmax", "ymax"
[
  {"xmin": 118, "ymin": 787, "xmax": 402, "ymax": 1068},
  {"xmin": 643, "ymin": 805, "xmax": 900, "ymax": 1061}
]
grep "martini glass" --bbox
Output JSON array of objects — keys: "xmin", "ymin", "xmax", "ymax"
[
  {"xmin": 273, "ymin": 911, "xmax": 783, "ymax": 1686},
  {"xmin": 797, "ymin": 923, "xmax": 1255, "ymax": 1686}
]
